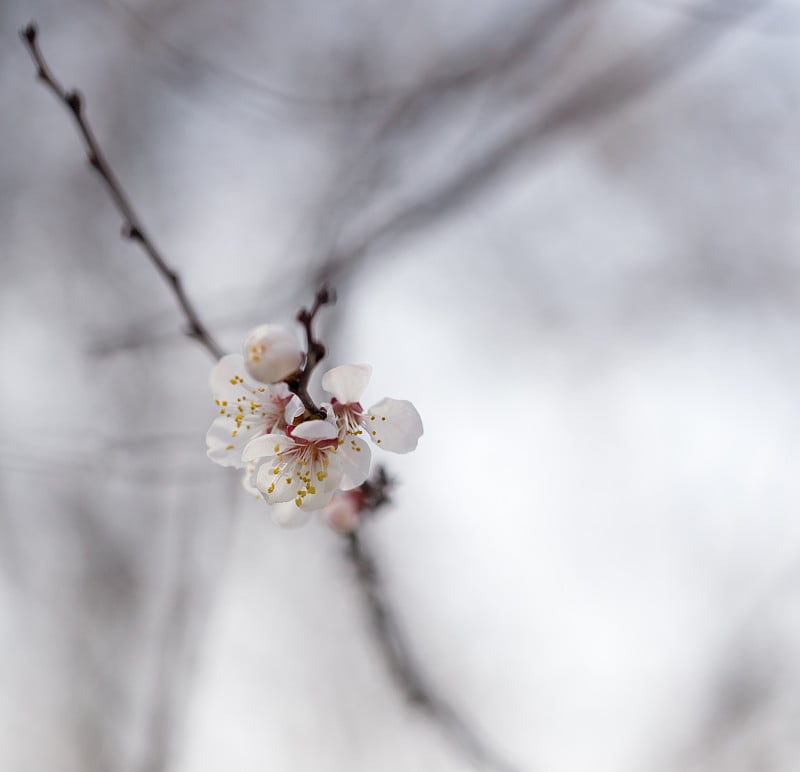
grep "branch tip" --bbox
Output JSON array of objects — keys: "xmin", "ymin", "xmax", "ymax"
[
  {"xmin": 21, "ymin": 22, "xmax": 37, "ymax": 44},
  {"xmin": 65, "ymin": 90, "xmax": 82, "ymax": 114}
]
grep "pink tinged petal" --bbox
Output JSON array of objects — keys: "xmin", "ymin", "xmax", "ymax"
[
  {"xmin": 291, "ymin": 419, "xmax": 339, "ymax": 442},
  {"xmin": 339, "ymin": 435, "xmax": 372, "ymax": 490},
  {"xmin": 206, "ymin": 415, "xmax": 258, "ymax": 469},
  {"xmin": 365, "ymin": 398, "xmax": 424, "ymax": 453},
  {"xmin": 242, "ymin": 433, "xmax": 293, "ymax": 464},
  {"xmin": 321, "ymin": 364, "xmax": 373, "ymax": 404},
  {"xmin": 323, "ymin": 491, "xmax": 365, "ymax": 533},
  {"xmin": 270, "ymin": 381, "xmax": 292, "ymax": 399}
]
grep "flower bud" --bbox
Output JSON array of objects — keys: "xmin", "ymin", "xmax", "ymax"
[
  {"xmin": 242, "ymin": 324, "xmax": 303, "ymax": 384},
  {"xmin": 322, "ymin": 490, "xmax": 365, "ymax": 533}
]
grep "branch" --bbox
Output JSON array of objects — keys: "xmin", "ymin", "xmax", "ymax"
[
  {"xmin": 285, "ymin": 286, "xmax": 334, "ymax": 418},
  {"xmin": 346, "ymin": 529, "xmax": 521, "ymax": 772},
  {"xmin": 20, "ymin": 21, "xmax": 223, "ymax": 361},
  {"xmin": 313, "ymin": 0, "xmax": 764, "ymax": 289}
]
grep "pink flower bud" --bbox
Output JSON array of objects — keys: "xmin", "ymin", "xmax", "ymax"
[{"xmin": 322, "ymin": 490, "xmax": 365, "ymax": 533}]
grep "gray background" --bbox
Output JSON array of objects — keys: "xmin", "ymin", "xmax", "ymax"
[{"xmin": 2, "ymin": 1, "xmax": 800, "ymax": 770}]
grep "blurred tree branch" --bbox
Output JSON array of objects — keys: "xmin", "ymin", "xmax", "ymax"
[
  {"xmin": 87, "ymin": 0, "xmax": 766, "ymax": 355},
  {"xmin": 347, "ymin": 528, "xmax": 521, "ymax": 772},
  {"xmin": 312, "ymin": 0, "xmax": 766, "ymax": 289},
  {"xmin": 20, "ymin": 22, "xmax": 223, "ymax": 361}
]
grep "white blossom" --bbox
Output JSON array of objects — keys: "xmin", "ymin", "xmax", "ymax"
[
  {"xmin": 207, "ymin": 338, "xmax": 423, "ymax": 526},
  {"xmin": 242, "ymin": 419, "xmax": 343, "ymax": 511},
  {"xmin": 242, "ymin": 324, "xmax": 303, "ymax": 384},
  {"xmin": 206, "ymin": 354, "xmax": 302, "ymax": 468},
  {"xmin": 322, "ymin": 363, "xmax": 424, "ymax": 460}
]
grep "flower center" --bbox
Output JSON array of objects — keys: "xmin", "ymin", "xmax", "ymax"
[{"xmin": 331, "ymin": 399, "xmax": 365, "ymax": 435}]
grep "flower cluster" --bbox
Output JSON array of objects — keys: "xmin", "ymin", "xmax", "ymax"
[{"xmin": 206, "ymin": 320, "xmax": 422, "ymax": 527}]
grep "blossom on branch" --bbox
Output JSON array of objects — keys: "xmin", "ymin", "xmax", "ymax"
[
  {"xmin": 206, "ymin": 353, "xmax": 302, "ymax": 468},
  {"xmin": 206, "ymin": 308, "xmax": 423, "ymax": 522},
  {"xmin": 322, "ymin": 363, "xmax": 423, "ymax": 453},
  {"xmin": 242, "ymin": 324, "xmax": 304, "ymax": 384},
  {"xmin": 242, "ymin": 419, "xmax": 343, "ymax": 511}
]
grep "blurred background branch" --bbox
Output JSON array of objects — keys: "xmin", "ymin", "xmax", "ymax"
[{"xmin": 4, "ymin": 0, "xmax": 800, "ymax": 770}]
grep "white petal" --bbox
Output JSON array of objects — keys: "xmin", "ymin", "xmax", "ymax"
[
  {"xmin": 242, "ymin": 433, "xmax": 292, "ymax": 463},
  {"xmin": 241, "ymin": 462, "xmax": 263, "ymax": 499},
  {"xmin": 210, "ymin": 354, "xmax": 253, "ymax": 396},
  {"xmin": 292, "ymin": 419, "xmax": 339, "ymax": 442},
  {"xmin": 255, "ymin": 459, "xmax": 298, "ymax": 504},
  {"xmin": 209, "ymin": 355, "xmax": 278, "ymax": 434},
  {"xmin": 339, "ymin": 435, "xmax": 371, "ymax": 490},
  {"xmin": 296, "ymin": 451, "xmax": 344, "ymax": 511},
  {"xmin": 270, "ymin": 381, "xmax": 291, "ymax": 398},
  {"xmin": 297, "ymin": 473, "xmax": 340, "ymax": 511},
  {"xmin": 365, "ymin": 398, "xmax": 423, "ymax": 453},
  {"xmin": 321, "ymin": 364, "xmax": 372, "ymax": 404},
  {"xmin": 206, "ymin": 415, "xmax": 260, "ymax": 469},
  {"xmin": 269, "ymin": 502, "xmax": 312, "ymax": 527},
  {"xmin": 284, "ymin": 394, "xmax": 305, "ymax": 424}
]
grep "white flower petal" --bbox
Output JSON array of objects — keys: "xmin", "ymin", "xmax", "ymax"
[
  {"xmin": 270, "ymin": 381, "xmax": 292, "ymax": 398},
  {"xmin": 210, "ymin": 354, "xmax": 256, "ymax": 397},
  {"xmin": 297, "ymin": 474, "xmax": 340, "ymax": 511},
  {"xmin": 284, "ymin": 394, "xmax": 305, "ymax": 424},
  {"xmin": 241, "ymin": 462, "xmax": 263, "ymax": 499},
  {"xmin": 209, "ymin": 355, "xmax": 279, "ymax": 431},
  {"xmin": 365, "ymin": 398, "xmax": 423, "ymax": 453},
  {"xmin": 339, "ymin": 435, "xmax": 371, "ymax": 490},
  {"xmin": 269, "ymin": 502, "xmax": 312, "ymax": 527},
  {"xmin": 321, "ymin": 364, "xmax": 372, "ymax": 404},
  {"xmin": 292, "ymin": 419, "xmax": 339, "ymax": 442},
  {"xmin": 242, "ymin": 433, "xmax": 292, "ymax": 463},
  {"xmin": 206, "ymin": 415, "xmax": 258, "ymax": 469},
  {"xmin": 256, "ymin": 459, "xmax": 298, "ymax": 504},
  {"xmin": 294, "ymin": 451, "xmax": 344, "ymax": 511}
]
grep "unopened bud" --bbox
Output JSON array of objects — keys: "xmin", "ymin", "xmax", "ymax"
[
  {"xmin": 322, "ymin": 490, "xmax": 365, "ymax": 533},
  {"xmin": 242, "ymin": 324, "xmax": 303, "ymax": 384}
]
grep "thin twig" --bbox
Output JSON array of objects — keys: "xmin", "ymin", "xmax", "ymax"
[
  {"xmin": 346, "ymin": 529, "xmax": 521, "ymax": 772},
  {"xmin": 285, "ymin": 286, "xmax": 334, "ymax": 418},
  {"xmin": 20, "ymin": 21, "xmax": 223, "ymax": 361}
]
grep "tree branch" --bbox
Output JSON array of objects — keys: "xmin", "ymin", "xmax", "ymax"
[
  {"xmin": 346, "ymin": 530, "xmax": 520, "ymax": 772},
  {"xmin": 20, "ymin": 21, "xmax": 223, "ymax": 361},
  {"xmin": 285, "ymin": 286, "xmax": 334, "ymax": 418}
]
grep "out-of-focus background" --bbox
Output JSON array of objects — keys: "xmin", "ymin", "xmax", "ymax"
[{"xmin": 3, "ymin": 1, "xmax": 800, "ymax": 770}]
